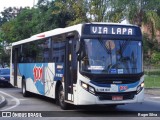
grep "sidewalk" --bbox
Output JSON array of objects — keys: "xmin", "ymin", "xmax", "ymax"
[{"xmin": 145, "ymin": 88, "xmax": 160, "ymax": 96}]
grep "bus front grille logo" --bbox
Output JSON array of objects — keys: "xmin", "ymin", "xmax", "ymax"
[{"xmin": 119, "ymin": 86, "xmax": 128, "ymax": 91}]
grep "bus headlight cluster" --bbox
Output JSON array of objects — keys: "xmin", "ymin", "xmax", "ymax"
[
  {"xmin": 81, "ymin": 81, "xmax": 95, "ymax": 95},
  {"xmin": 136, "ymin": 82, "xmax": 144, "ymax": 94}
]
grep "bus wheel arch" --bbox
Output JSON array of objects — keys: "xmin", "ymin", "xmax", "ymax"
[
  {"xmin": 55, "ymin": 80, "xmax": 62, "ymax": 103},
  {"xmin": 58, "ymin": 84, "xmax": 69, "ymax": 110},
  {"xmin": 55, "ymin": 80, "xmax": 69, "ymax": 110}
]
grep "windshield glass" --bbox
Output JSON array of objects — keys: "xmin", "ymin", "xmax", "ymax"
[{"xmin": 80, "ymin": 39, "xmax": 142, "ymax": 75}]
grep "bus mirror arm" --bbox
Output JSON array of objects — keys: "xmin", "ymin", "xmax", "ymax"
[{"xmin": 77, "ymin": 50, "xmax": 86, "ymax": 61}]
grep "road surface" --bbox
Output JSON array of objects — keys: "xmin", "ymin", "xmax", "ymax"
[{"xmin": 0, "ymin": 87, "xmax": 160, "ymax": 120}]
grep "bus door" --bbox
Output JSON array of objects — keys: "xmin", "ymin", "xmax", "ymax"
[
  {"xmin": 13, "ymin": 48, "xmax": 18, "ymax": 86},
  {"xmin": 65, "ymin": 38, "xmax": 77, "ymax": 102}
]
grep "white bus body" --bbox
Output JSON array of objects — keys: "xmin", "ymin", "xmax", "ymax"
[{"xmin": 10, "ymin": 23, "xmax": 144, "ymax": 109}]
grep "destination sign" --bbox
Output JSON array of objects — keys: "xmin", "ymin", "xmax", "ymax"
[{"xmin": 90, "ymin": 26, "xmax": 135, "ymax": 35}]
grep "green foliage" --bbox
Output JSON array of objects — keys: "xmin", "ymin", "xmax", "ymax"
[
  {"xmin": 145, "ymin": 75, "xmax": 160, "ymax": 88},
  {"xmin": 151, "ymin": 51, "xmax": 160, "ymax": 64},
  {"xmin": 0, "ymin": 8, "xmax": 38, "ymax": 42},
  {"xmin": 143, "ymin": 34, "xmax": 160, "ymax": 65},
  {"xmin": 0, "ymin": 20, "xmax": 17, "ymax": 42},
  {"xmin": 145, "ymin": 70, "xmax": 160, "ymax": 76},
  {"xmin": 0, "ymin": 0, "xmax": 74, "ymax": 42},
  {"xmin": 108, "ymin": 0, "xmax": 160, "ymax": 30},
  {"xmin": 0, "ymin": 7, "xmax": 23, "ymax": 26},
  {"xmin": 0, "ymin": 0, "xmax": 160, "ymax": 66},
  {"xmin": 88, "ymin": 0, "xmax": 110, "ymax": 22},
  {"xmin": 53, "ymin": 0, "xmax": 88, "ymax": 25},
  {"xmin": 0, "ymin": 45, "xmax": 10, "ymax": 67},
  {"xmin": 0, "ymin": 0, "xmax": 160, "ymax": 41},
  {"xmin": 144, "ymin": 11, "xmax": 160, "ymax": 37}
]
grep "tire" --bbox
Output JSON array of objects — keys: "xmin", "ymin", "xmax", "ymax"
[
  {"xmin": 58, "ymin": 85, "xmax": 69, "ymax": 110},
  {"xmin": 107, "ymin": 104, "xmax": 117, "ymax": 110},
  {"xmin": 22, "ymin": 79, "xmax": 29, "ymax": 97}
]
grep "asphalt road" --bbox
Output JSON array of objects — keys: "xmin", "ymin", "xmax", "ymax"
[{"xmin": 0, "ymin": 87, "xmax": 160, "ymax": 120}]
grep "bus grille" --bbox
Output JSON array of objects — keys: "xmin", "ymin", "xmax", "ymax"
[{"xmin": 96, "ymin": 91, "xmax": 137, "ymax": 101}]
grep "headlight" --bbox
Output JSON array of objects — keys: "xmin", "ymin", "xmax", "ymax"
[
  {"xmin": 137, "ymin": 82, "xmax": 144, "ymax": 94},
  {"xmin": 141, "ymin": 82, "xmax": 144, "ymax": 87},
  {"xmin": 81, "ymin": 82, "xmax": 88, "ymax": 90},
  {"xmin": 89, "ymin": 86, "xmax": 95, "ymax": 94},
  {"xmin": 81, "ymin": 81, "xmax": 95, "ymax": 95}
]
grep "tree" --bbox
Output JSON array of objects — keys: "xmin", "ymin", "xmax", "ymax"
[
  {"xmin": 53, "ymin": 0, "xmax": 88, "ymax": 26},
  {"xmin": 0, "ymin": 8, "xmax": 38, "ymax": 43},
  {"xmin": 0, "ymin": 20, "xmax": 16, "ymax": 43},
  {"xmin": 88, "ymin": 0, "xmax": 111, "ymax": 22},
  {"xmin": 68, "ymin": 0, "xmax": 89, "ymax": 25},
  {"xmin": 0, "ymin": 7, "xmax": 23, "ymax": 26},
  {"xmin": 0, "ymin": 0, "xmax": 75, "ymax": 43},
  {"xmin": 151, "ymin": 51, "xmax": 160, "ymax": 64},
  {"xmin": 109, "ymin": 0, "xmax": 160, "ymax": 33}
]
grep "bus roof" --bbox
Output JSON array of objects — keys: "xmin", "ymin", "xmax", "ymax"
[
  {"xmin": 11, "ymin": 22, "xmax": 139, "ymax": 46},
  {"xmin": 12, "ymin": 23, "xmax": 83, "ymax": 46}
]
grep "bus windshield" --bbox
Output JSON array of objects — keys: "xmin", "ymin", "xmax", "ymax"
[{"xmin": 80, "ymin": 39, "xmax": 142, "ymax": 75}]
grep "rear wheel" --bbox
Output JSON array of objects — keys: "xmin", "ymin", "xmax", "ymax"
[
  {"xmin": 22, "ymin": 79, "xmax": 29, "ymax": 97},
  {"xmin": 58, "ymin": 85, "xmax": 69, "ymax": 110}
]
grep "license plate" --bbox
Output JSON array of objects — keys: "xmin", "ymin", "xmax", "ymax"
[{"xmin": 112, "ymin": 96, "xmax": 123, "ymax": 101}]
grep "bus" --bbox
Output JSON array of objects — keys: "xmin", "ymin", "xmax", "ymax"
[{"xmin": 10, "ymin": 23, "xmax": 144, "ymax": 109}]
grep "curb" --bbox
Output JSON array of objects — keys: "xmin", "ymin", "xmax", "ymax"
[
  {"xmin": 145, "ymin": 88, "xmax": 160, "ymax": 96},
  {"xmin": 0, "ymin": 95, "xmax": 7, "ymax": 108},
  {"xmin": 145, "ymin": 88, "xmax": 160, "ymax": 90}
]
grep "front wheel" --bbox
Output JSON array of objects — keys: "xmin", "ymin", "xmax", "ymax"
[
  {"xmin": 58, "ymin": 85, "xmax": 69, "ymax": 110},
  {"xmin": 107, "ymin": 104, "xmax": 118, "ymax": 110}
]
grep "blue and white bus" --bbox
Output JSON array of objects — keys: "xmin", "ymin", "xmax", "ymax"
[{"xmin": 10, "ymin": 23, "xmax": 144, "ymax": 109}]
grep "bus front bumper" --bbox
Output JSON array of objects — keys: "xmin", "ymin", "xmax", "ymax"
[{"xmin": 77, "ymin": 87, "xmax": 144, "ymax": 105}]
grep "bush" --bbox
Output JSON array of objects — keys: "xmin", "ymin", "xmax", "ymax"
[{"xmin": 145, "ymin": 70, "xmax": 160, "ymax": 76}]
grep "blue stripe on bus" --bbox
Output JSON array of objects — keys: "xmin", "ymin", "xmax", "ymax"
[
  {"xmin": 18, "ymin": 63, "xmax": 65, "ymax": 95},
  {"xmin": 18, "ymin": 63, "xmax": 46, "ymax": 95},
  {"xmin": 90, "ymin": 80, "xmax": 140, "ymax": 91},
  {"xmin": 117, "ymin": 81, "xmax": 140, "ymax": 92}
]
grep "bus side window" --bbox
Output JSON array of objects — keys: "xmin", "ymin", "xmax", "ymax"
[
  {"xmin": 17, "ymin": 46, "xmax": 22, "ymax": 63},
  {"xmin": 52, "ymin": 35, "xmax": 65, "ymax": 63}
]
